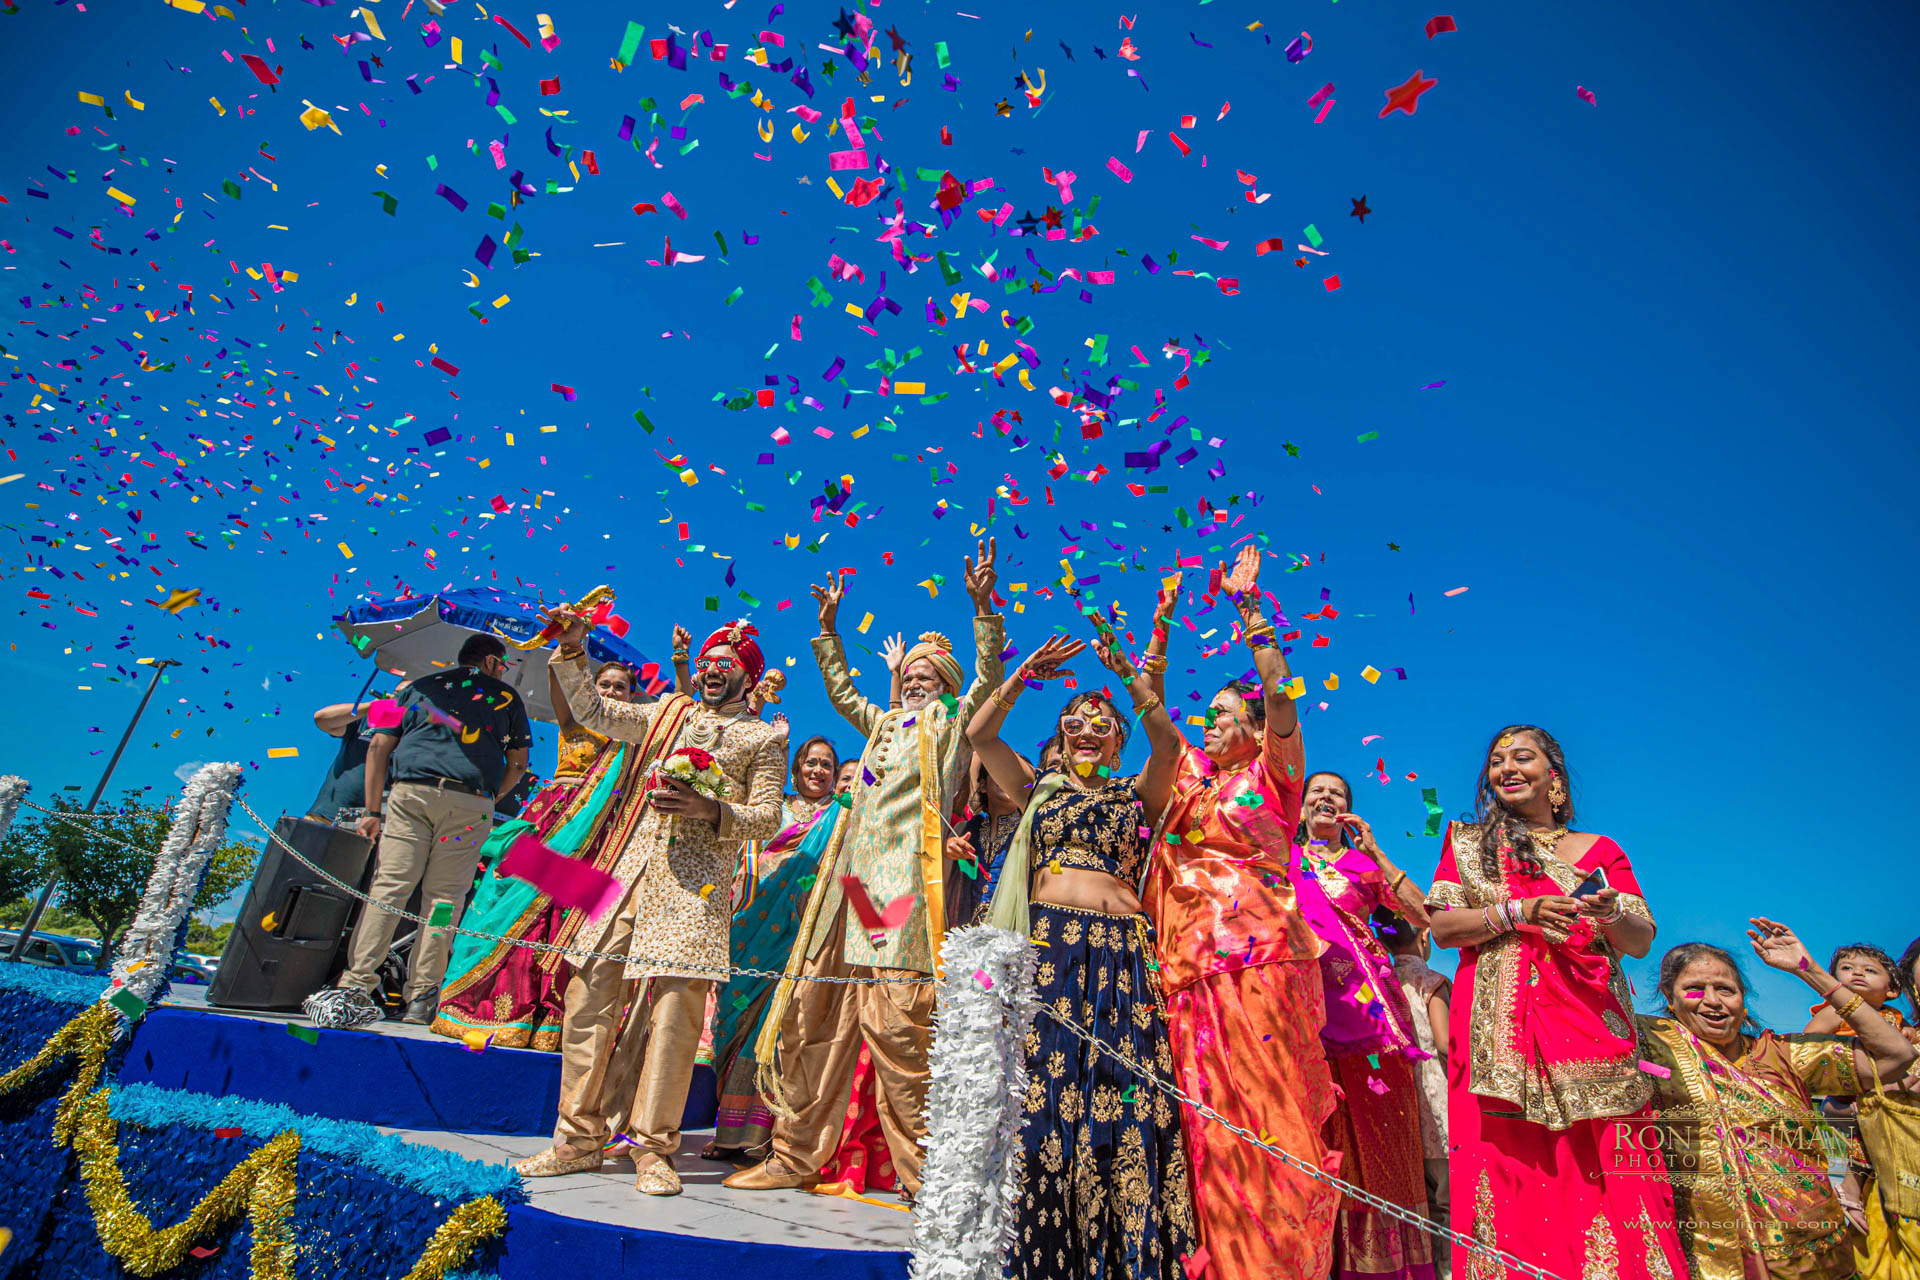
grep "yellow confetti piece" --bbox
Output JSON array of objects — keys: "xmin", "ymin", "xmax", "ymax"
[
  {"xmin": 826, "ymin": 176, "xmax": 846, "ymax": 200},
  {"xmin": 893, "ymin": 381, "xmax": 926, "ymax": 396},
  {"xmin": 125, "ymin": 90, "xmax": 146, "ymax": 111},
  {"xmin": 260, "ymin": 911, "xmax": 278, "ymax": 931},
  {"xmin": 167, "ymin": 0, "xmax": 206, "ymax": 10},
  {"xmin": 266, "ymin": 747, "xmax": 300, "ymax": 759},
  {"xmin": 209, "ymin": 96, "xmax": 226, "ymax": 115},
  {"xmin": 106, "ymin": 187, "xmax": 136, "ymax": 207},
  {"xmin": 918, "ymin": 578, "xmax": 939, "ymax": 598},
  {"xmin": 337, "ymin": 542, "xmax": 353, "ymax": 558},
  {"xmin": 1323, "ymin": 673, "xmax": 1339, "ymax": 691},
  {"xmin": 540, "ymin": 424, "xmax": 557, "ymax": 433},
  {"xmin": 699, "ymin": 884, "xmax": 717, "ymax": 900},
  {"xmin": 462, "ymin": 1029, "xmax": 492, "ymax": 1052},
  {"xmin": 1285, "ymin": 677, "xmax": 1306, "ymax": 700},
  {"xmin": 492, "ymin": 294, "xmax": 510, "ymax": 308},
  {"xmin": 857, "ymin": 611, "xmax": 874, "ymax": 634},
  {"xmin": 450, "ymin": 36, "xmax": 463, "ymax": 63},
  {"xmin": 1361, "ymin": 665, "xmax": 1381, "ymax": 684},
  {"xmin": 299, "ymin": 101, "xmax": 341, "ymax": 134},
  {"xmin": 78, "ymin": 91, "xmax": 106, "ymax": 107},
  {"xmin": 360, "ymin": 7, "xmax": 384, "ymax": 39},
  {"xmin": 843, "ymin": 302, "xmax": 865, "ymax": 318}
]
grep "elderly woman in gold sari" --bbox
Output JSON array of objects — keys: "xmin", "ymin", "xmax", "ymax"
[{"xmin": 1637, "ymin": 923, "xmax": 1917, "ymax": 1280}]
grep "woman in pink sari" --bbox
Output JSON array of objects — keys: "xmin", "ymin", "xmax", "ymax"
[
  {"xmin": 1426, "ymin": 725, "xmax": 1686, "ymax": 1280},
  {"xmin": 1294, "ymin": 773, "xmax": 1436, "ymax": 1280}
]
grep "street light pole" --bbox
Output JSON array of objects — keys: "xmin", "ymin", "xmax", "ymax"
[{"xmin": 6, "ymin": 657, "xmax": 180, "ymax": 963}]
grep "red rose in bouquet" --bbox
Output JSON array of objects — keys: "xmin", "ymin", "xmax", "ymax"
[{"xmin": 679, "ymin": 746, "xmax": 716, "ymax": 772}]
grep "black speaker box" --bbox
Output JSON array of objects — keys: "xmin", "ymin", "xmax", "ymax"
[{"xmin": 208, "ymin": 816, "xmax": 376, "ymax": 1011}]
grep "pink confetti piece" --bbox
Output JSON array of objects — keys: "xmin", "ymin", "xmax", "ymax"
[
  {"xmin": 1638, "ymin": 1059, "xmax": 1671, "ymax": 1078},
  {"xmin": 1307, "ymin": 83, "xmax": 1335, "ymax": 110},
  {"xmin": 1576, "ymin": 85, "xmax": 1597, "ymax": 106},
  {"xmin": 1313, "ymin": 98, "xmax": 1335, "ymax": 124},
  {"xmin": 499, "ymin": 832, "xmax": 622, "ymax": 918},
  {"xmin": 661, "ymin": 191, "xmax": 688, "ymax": 219},
  {"xmin": 1107, "ymin": 156, "xmax": 1134, "ymax": 183},
  {"xmin": 1443, "ymin": 587, "xmax": 1469, "ymax": 596},
  {"xmin": 828, "ymin": 150, "xmax": 871, "ymax": 171},
  {"xmin": 973, "ymin": 968, "xmax": 995, "ymax": 990},
  {"xmin": 366, "ymin": 698, "xmax": 405, "ymax": 729}
]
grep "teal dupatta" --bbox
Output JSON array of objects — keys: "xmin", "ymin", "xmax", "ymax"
[{"xmin": 440, "ymin": 742, "xmax": 628, "ymax": 993}]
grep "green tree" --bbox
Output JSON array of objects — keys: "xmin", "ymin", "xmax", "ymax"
[
  {"xmin": 8, "ymin": 791, "xmax": 261, "ymax": 969},
  {"xmin": 1, "ymin": 809, "xmax": 47, "ymax": 904}
]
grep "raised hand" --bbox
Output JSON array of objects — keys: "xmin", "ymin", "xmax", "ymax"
[
  {"xmin": 1335, "ymin": 813, "xmax": 1382, "ymax": 860},
  {"xmin": 811, "ymin": 570, "xmax": 847, "ymax": 635},
  {"xmin": 1020, "ymin": 635, "xmax": 1085, "ymax": 683},
  {"xmin": 1220, "ymin": 544, "xmax": 1262, "ymax": 603},
  {"xmin": 1153, "ymin": 575, "xmax": 1181, "ymax": 626},
  {"xmin": 880, "ymin": 632, "xmax": 906, "ymax": 674},
  {"xmin": 671, "ymin": 623, "xmax": 692, "ymax": 654},
  {"xmin": 963, "ymin": 537, "xmax": 999, "ymax": 610},
  {"xmin": 1747, "ymin": 917, "xmax": 1815, "ymax": 974},
  {"xmin": 769, "ymin": 711, "xmax": 791, "ymax": 736},
  {"xmin": 539, "ymin": 606, "xmax": 591, "ymax": 647}
]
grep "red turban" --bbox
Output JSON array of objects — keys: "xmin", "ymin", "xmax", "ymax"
[{"xmin": 700, "ymin": 620, "xmax": 764, "ymax": 684}]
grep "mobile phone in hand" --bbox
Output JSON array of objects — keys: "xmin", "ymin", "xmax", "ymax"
[{"xmin": 1572, "ymin": 866, "xmax": 1610, "ymax": 900}]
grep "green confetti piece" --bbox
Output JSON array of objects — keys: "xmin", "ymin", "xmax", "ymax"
[
  {"xmin": 428, "ymin": 901, "xmax": 455, "ymax": 926},
  {"xmin": 1421, "ymin": 787, "xmax": 1444, "ymax": 837},
  {"xmin": 939, "ymin": 693, "xmax": 959, "ymax": 714},
  {"xmin": 704, "ymin": 595, "xmax": 720, "ymax": 612},
  {"xmin": 220, "ymin": 179, "xmax": 242, "ymax": 200},
  {"xmin": 633, "ymin": 409, "xmax": 655, "ymax": 434},
  {"xmin": 106, "ymin": 988, "xmax": 148, "ymax": 1021},
  {"xmin": 723, "ymin": 286, "xmax": 745, "ymax": 306},
  {"xmin": 957, "ymin": 857, "xmax": 979, "ymax": 880},
  {"xmin": 1304, "ymin": 223, "xmax": 1323, "ymax": 248},
  {"xmin": 738, "ymin": 590, "xmax": 761, "ymax": 607},
  {"xmin": 1367, "ymin": 1053, "xmax": 1381, "ymax": 1069},
  {"xmin": 286, "ymin": 1024, "xmax": 320, "ymax": 1045},
  {"xmin": 1356, "ymin": 430, "xmax": 1379, "ymax": 444},
  {"xmin": 616, "ymin": 20, "xmax": 646, "ymax": 66},
  {"xmin": 370, "ymin": 190, "xmax": 398, "ymax": 216},
  {"xmin": 935, "ymin": 40, "xmax": 951, "ymax": 68}
]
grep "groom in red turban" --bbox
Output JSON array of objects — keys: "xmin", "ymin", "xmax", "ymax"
[{"xmin": 691, "ymin": 620, "xmax": 764, "ymax": 707}]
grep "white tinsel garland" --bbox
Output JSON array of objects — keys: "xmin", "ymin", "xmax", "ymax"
[
  {"xmin": 104, "ymin": 761, "xmax": 244, "ymax": 1014},
  {"xmin": 0, "ymin": 775, "xmax": 28, "ymax": 846},
  {"xmin": 910, "ymin": 924, "xmax": 1040, "ymax": 1280}
]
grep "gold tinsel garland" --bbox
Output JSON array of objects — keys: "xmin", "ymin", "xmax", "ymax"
[{"xmin": 2, "ymin": 1004, "xmax": 512, "ymax": 1280}]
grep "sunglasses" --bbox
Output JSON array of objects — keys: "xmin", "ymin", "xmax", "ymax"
[
  {"xmin": 1060, "ymin": 715, "xmax": 1117, "ymax": 739},
  {"xmin": 694, "ymin": 655, "xmax": 741, "ymax": 673}
]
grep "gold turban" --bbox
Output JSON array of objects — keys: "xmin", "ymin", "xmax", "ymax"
[{"xmin": 902, "ymin": 630, "xmax": 964, "ymax": 693}]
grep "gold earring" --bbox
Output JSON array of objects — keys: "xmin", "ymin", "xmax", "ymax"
[{"xmin": 1547, "ymin": 774, "xmax": 1568, "ymax": 811}]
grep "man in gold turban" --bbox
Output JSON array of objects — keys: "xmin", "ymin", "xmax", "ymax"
[{"xmin": 726, "ymin": 539, "xmax": 1003, "ymax": 1201}]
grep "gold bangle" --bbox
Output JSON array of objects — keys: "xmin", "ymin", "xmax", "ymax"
[
  {"xmin": 1833, "ymin": 991, "xmax": 1866, "ymax": 1021},
  {"xmin": 556, "ymin": 643, "xmax": 586, "ymax": 660},
  {"xmin": 671, "ymin": 650, "xmax": 690, "ymax": 662},
  {"xmin": 1389, "ymin": 870, "xmax": 1410, "ymax": 894},
  {"xmin": 1140, "ymin": 654, "xmax": 1168, "ymax": 675},
  {"xmin": 992, "ymin": 686, "xmax": 1020, "ymax": 711},
  {"xmin": 1242, "ymin": 619, "xmax": 1277, "ymax": 639},
  {"xmin": 1133, "ymin": 691, "xmax": 1163, "ymax": 716}
]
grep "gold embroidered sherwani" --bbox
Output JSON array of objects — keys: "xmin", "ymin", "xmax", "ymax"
[
  {"xmin": 758, "ymin": 612, "xmax": 1004, "ymax": 1194},
  {"xmin": 546, "ymin": 654, "xmax": 787, "ymax": 1156}
]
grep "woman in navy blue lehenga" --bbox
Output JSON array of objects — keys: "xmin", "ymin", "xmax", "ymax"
[{"xmin": 967, "ymin": 633, "xmax": 1197, "ymax": 1280}]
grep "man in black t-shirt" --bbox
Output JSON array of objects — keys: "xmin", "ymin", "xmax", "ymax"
[
  {"xmin": 306, "ymin": 692, "xmax": 396, "ymax": 824},
  {"xmin": 322, "ymin": 634, "xmax": 532, "ymax": 1025}
]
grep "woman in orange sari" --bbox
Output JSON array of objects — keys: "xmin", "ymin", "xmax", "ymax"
[
  {"xmin": 1426, "ymin": 724, "xmax": 1687, "ymax": 1280},
  {"xmin": 1138, "ymin": 548, "xmax": 1342, "ymax": 1280}
]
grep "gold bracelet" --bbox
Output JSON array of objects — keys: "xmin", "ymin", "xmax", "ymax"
[
  {"xmin": 1389, "ymin": 869, "xmax": 1410, "ymax": 894},
  {"xmin": 1242, "ymin": 619, "xmax": 1277, "ymax": 639},
  {"xmin": 992, "ymin": 685, "xmax": 1020, "ymax": 711},
  {"xmin": 671, "ymin": 650, "xmax": 690, "ymax": 662},
  {"xmin": 1833, "ymin": 991, "xmax": 1866, "ymax": 1021},
  {"xmin": 1133, "ymin": 691, "xmax": 1163, "ymax": 716},
  {"xmin": 556, "ymin": 643, "xmax": 586, "ymax": 661},
  {"xmin": 1140, "ymin": 654, "xmax": 1168, "ymax": 675}
]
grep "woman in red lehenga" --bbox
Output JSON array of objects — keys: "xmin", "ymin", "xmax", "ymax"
[{"xmin": 1426, "ymin": 725, "xmax": 1686, "ymax": 1280}]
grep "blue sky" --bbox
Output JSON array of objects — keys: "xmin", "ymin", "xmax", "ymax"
[{"xmin": 2, "ymin": 0, "xmax": 1915, "ymax": 1024}]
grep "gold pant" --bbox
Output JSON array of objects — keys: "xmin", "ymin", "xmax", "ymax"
[
  {"xmin": 552, "ymin": 886, "xmax": 712, "ymax": 1157},
  {"xmin": 768, "ymin": 906, "xmax": 936, "ymax": 1194}
]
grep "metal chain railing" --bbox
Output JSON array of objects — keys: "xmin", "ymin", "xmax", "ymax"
[
  {"xmin": 24, "ymin": 791, "xmax": 1577, "ymax": 1276},
  {"xmin": 233, "ymin": 797, "xmax": 932, "ymax": 987},
  {"xmin": 1040, "ymin": 1002, "xmax": 1573, "ymax": 1280},
  {"xmin": 20, "ymin": 799, "xmax": 165, "ymax": 856}
]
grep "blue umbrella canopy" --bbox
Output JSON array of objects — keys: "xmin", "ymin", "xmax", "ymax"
[{"xmin": 334, "ymin": 587, "xmax": 658, "ymax": 723}]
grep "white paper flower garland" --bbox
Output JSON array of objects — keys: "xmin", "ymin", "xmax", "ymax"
[
  {"xmin": 104, "ymin": 762, "xmax": 244, "ymax": 1014},
  {"xmin": 0, "ymin": 775, "xmax": 29, "ymax": 846},
  {"xmin": 910, "ymin": 924, "xmax": 1040, "ymax": 1280}
]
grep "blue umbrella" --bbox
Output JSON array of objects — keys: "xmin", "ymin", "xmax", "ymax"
[{"xmin": 334, "ymin": 587, "xmax": 659, "ymax": 723}]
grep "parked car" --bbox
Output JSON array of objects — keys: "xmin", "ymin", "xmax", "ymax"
[{"xmin": 0, "ymin": 930, "xmax": 102, "ymax": 970}]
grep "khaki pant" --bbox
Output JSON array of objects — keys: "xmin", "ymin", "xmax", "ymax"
[
  {"xmin": 768, "ymin": 905, "xmax": 936, "ymax": 1194},
  {"xmin": 339, "ymin": 781, "xmax": 494, "ymax": 1000},
  {"xmin": 552, "ymin": 884, "xmax": 711, "ymax": 1157}
]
